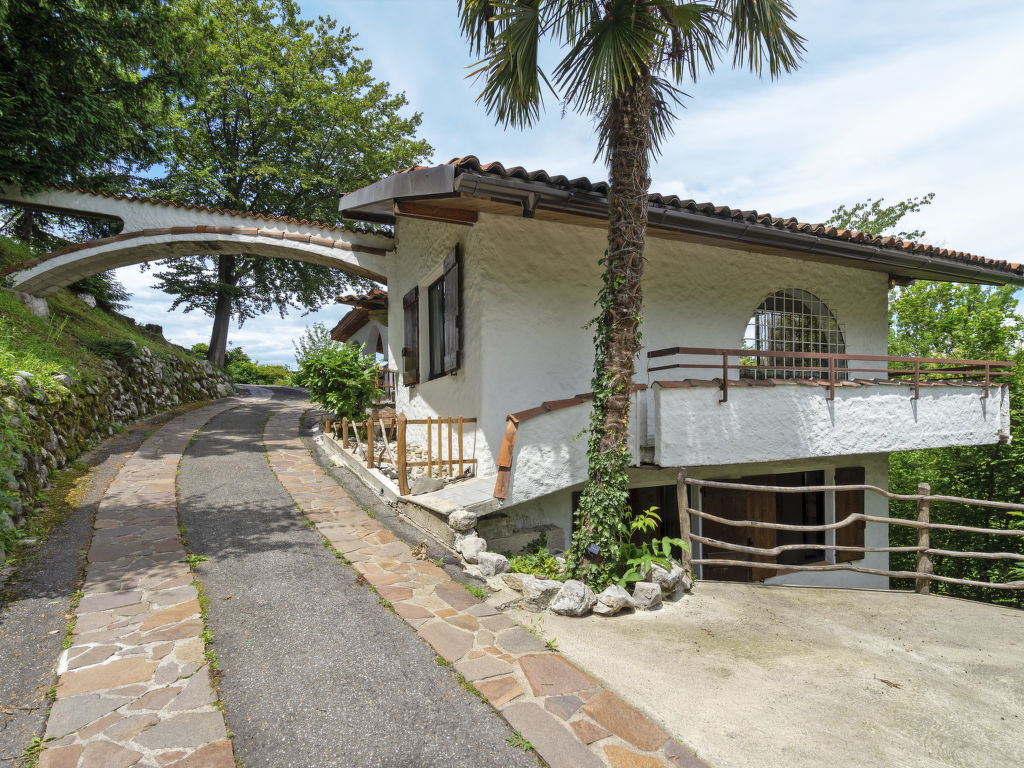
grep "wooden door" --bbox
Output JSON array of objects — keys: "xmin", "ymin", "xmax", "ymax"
[
  {"xmin": 742, "ymin": 475, "xmax": 778, "ymax": 580},
  {"xmin": 701, "ymin": 485, "xmax": 754, "ymax": 582}
]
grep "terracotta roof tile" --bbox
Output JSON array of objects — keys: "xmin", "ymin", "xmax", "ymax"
[
  {"xmin": 52, "ymin": 185, "xmax": 373, "ymax": 234},
  {"xmin": 395, "ymin": 156, "xmax": 1022, "ymax": 278}
]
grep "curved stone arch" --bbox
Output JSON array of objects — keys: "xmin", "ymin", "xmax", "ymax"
[
  {"xmin": 5, "ymin": 226, "xmax": 390, "ymax": 296},
  {"xmin": 0, "ymin": 184, "xmax": 394, "ymax": 296}
]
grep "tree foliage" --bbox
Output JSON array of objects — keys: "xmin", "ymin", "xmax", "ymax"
[
  {"xmin": 0, "ymin": 0, "xmax": 198, "ymax": 189},
  {"xmin": 460, "ymin": 0, "xmax": 803, "ymax": 588},
  {"xmin": 832, "ymin": 195, "xmax": 1024, "ymax": 606},
  {"xmin": 827, "ymin": 193, "xmax": 934, "ymax": 241},
  {"xmin": 148, "ymin": 0, "xmax": 430, "ymax": 366}
]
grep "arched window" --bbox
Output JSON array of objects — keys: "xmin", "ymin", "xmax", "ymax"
[{"xmin": 744, "ymin": 289, "xmax": 845, "ymax": 380}]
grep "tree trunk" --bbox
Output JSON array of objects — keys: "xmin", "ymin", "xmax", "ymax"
[
  {"xmin": 598, "ymin": 75, "xmax": 651, "ymax": 456},
  {"xmin": 20, "ymin": 207, "xmax": 33, "ymax": 241},
  {"xmin": 207, "ymin": 254, "xmax": 237, "ymax": 368}
]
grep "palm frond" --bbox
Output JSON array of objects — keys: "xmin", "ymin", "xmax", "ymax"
[{"xmin": 722, "ymin": 0, "xmax": 805, "ymax": 78}]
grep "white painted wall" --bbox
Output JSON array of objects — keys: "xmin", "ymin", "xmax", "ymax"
[
  {"xmin": 654, "ymin": 381, "xmax": 1010, "ymax": 468},
  {"xmin": 345, "ymin": 318, "xmax": 388, "ymax": 362}
]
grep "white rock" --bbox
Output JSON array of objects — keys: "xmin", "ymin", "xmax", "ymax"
[
  {"xmin": 632, "ymin": 581, "xmax": 662, "ymax": 610},
  {"xmin": 448, "ymin": 508, "xmax": 478, "ymax": 532},
  {"xmin": 476, "ymin": 551, "xmax": 510, "ymax": 577},
  {"xmin": 592, "ymin": 584, "xmax": 635, "ymax": 616},
  {"xmin": 521, "ymin": 577, "xmax": 563, "ymax": 612},
  {"xmin": 648, "ymin": 562, "xmax": 687, "ymax": 594},
  {"xmin": 458, "ymin": 535, "xmax": 487, "ymax": 564},
  {"xmin": 501, "ymin": 572, "xmax": 529, "ymax": 592},
  {"xmin": 549, "ymin": 579, "xmax": 596, "ymax": 617}
]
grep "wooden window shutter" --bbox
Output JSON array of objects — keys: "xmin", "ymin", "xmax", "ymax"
[
  {"xmin": 442, "ymin": 246, "xmax": 461, "ymax": 373},
  {"xmin": 402, "ymin": 286, "xmax": 419, "ymax": 386},
  {"xmin": 835, "ymin": 466, "xmax": 866, "ymax": 563}
]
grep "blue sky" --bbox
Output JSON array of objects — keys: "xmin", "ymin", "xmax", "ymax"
[{"xmin": 114, "ymin": 0, "xmax": 1024, "ymax": 366}]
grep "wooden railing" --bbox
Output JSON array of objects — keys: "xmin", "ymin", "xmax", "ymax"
[
  {"xmin": 375, "ymin": 368, "xmax": 397, "ymax": 404},
  {"xmin": 647, "ymin": 346, "xmax": 1015, "ymax": 402},
  {"xmin": 324, "ymin": 411, "xmax": 477, "ymax": 496},
  {"xmin": 673, "ymin": 470, "xmax": 1024, "ymax": 592}
]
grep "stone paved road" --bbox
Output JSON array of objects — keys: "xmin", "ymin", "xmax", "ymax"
[{"xmin": 177, "ymin": 390, "xmax": 537, "ymax": 768}]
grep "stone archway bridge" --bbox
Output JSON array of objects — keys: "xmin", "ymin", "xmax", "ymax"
[{"xmin": 0, "ymin": 184, "xmax": 392, "ymax": 296}]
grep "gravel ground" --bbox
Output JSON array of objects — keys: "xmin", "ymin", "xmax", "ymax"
[
  {"xmin": 177, "ymin": 390, "xmax": 537, "ymax": 768},
  {"xmin": 0, "ymin": 409, "xmax": 203, "ymax": 767}
]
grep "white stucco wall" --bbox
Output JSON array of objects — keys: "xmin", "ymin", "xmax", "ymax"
[
  {"xmin": 345, "ymin": 319, "xmax": 387, "ymax": 361},
  {"xmin": 387, "ymin": 218, "xmax": 488, "ymax": 463},
  {"xmin": 654, "ymin": 381, "xmax": 1010, "ymax": 468}
]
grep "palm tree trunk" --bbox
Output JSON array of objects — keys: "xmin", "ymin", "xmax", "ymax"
[
  {"xmin": 207, "ymin": 254, "xmax": 237, "ymax": 368},
  {"xmin": 599, "ymin": 74, "xmax": 651, "ymax": 456}
]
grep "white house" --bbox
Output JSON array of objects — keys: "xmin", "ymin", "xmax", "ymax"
[
  {"xmin": 337, "ymin": 156, "xmax": 1022, "ymax": 589},
  {"xmin": 330, "ymin": 288, "xmax": 389, "ymax": 362}
]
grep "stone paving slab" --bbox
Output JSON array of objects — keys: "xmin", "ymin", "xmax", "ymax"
[
  {"xmin": 266, "ymin": 401, "xmax": 708, "ymax": 768},
  {"xmin": 40, "ymin": 400, "xmax": 242, "ymax": 768}
]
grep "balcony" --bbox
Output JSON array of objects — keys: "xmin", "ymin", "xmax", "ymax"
[{"xmin": 646, "ymin": 347, "xmax": 1013, "ymax": 468}]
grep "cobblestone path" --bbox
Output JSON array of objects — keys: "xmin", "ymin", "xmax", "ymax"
[
  {"xmin": 176, "ymin": 391, "xmax": 536, "ymax": 768},
  {"xmin": 266, "ymin": 398, "xmax": 704, "ymax": 768},
  {"xmin": 34, "ymin": 389, "xmax": 704, "ymax": 768},
  {"xmin": 39, "ymin": 400, "xmax": 241, "ymax": 768}
]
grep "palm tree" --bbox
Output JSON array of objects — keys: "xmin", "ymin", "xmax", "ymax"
[{"xmin": 460, "ymin": 0, "xmax": 804, "ymax": 586}]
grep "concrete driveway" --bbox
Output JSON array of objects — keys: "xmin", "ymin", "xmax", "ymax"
[{"xmin": 520, "ymin": 583, "xmax": 1023, "ymax": 768}]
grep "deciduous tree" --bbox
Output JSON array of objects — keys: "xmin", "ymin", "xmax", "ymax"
[{"xmin": 152, "ymin": 0, "xmax": 430, "ymax": 367}]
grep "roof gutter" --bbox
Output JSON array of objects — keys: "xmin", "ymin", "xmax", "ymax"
[
  {"xmin": 338, "ymin": 167, "xmax": 1023, "ymax": 286},
  {"xmin": 453, "ymin": 172, "xmax": 1023, "ymax": 286}
]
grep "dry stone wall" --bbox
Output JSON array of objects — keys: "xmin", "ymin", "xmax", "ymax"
[{"xmin": 0, "ymin": 344, "xmax": 232, "ymax": 556}]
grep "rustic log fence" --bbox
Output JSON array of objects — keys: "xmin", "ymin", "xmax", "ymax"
[
  {"xmin": 675, "ymin": 470, "xmax": 1024, "ymax": 592},
  {"xmin": 323, "ymin": 411, "xmax": 477, "ymax": 496}
]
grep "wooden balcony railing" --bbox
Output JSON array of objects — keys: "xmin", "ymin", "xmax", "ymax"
[
  {"xmin": 375, "ymin": 368, "xmax": 397, "ymax": 404},
  {"xmin": 647, "ymin": 346, "xmax": 1015, "ymax": 403}
]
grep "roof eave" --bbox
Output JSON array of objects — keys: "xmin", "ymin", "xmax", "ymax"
[{"xmin": 339, "ymin": 165, "xmax": 457, "ymax": 223}]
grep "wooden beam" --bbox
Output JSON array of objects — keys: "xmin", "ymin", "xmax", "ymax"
[{"xmin": 394, "ymin": 200, "xmax": 478, "ymax": 226}]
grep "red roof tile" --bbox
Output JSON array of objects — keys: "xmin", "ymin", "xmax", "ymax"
[{"xmin": 395, "ymin": 156, "xmax": 1022, "ymax": 278}]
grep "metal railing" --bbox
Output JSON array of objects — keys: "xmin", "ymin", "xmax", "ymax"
[
  {"xmin": 673, "ymin": 470, "xmax": 1024, "ymax": 592},
  {"xmin": 647, "ymin": 346, "xmax": 1015, "ymax": 402}
]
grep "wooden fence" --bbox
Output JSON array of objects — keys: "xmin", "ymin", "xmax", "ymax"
[
  {"xmin": 674, "ymin": 470, "xmax": 1024, "ymax": 593},
  {"xmin": 324, "ymin": 411, "xmax": 477, "ymax": 496}
]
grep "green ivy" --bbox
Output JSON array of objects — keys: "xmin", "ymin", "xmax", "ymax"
[{"xmin": 565, "ymin": 256, "xmax": 634, "ymax": 590}]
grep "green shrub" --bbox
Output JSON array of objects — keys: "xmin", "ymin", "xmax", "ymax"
[
  {"xmin": 85, "ymin": 338, "xmax": 137, "ymax": 363},
  {"xmin": 292, "ymin": 322, "xmax": 338, "ymax": 387},
  {"xmin": 297, "ymin": 343, "xmax": 381, "ymax": 420},
  {"xmin": 224, "ymin": 347, "xmax": 259, "ymax": 384},
  {"xmin": 505, "ymin": 533, "xmax": 566, "ymax": 581},
  {"xmin": 255, "ymin": 364, "xmax": 292, "ymax": 385}
]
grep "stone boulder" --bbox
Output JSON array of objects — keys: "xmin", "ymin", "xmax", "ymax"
[
  {"xmin": 521, "ymin": 577, "xmax": 563, "ymax": 612},
  {"xmin": 549, "ymin": 579, "xmax": 596, "ymax": 617},
  {"xmin": 648, "ymin": 562, "xmax": 687, "ymax": 594},
  {"xmin": 457, "ymin": 535, "xmax": 487, "ymax": 564},
  {"xmin": 592, "ymin": 584, "xmax": 635, "ymax": 616},
  {"xmin": 632, "ymin": 581, "xmax": 662, "ymax": 611},
  {"xmin": 477, "ymin": 551, "xmax": 510, "ymax": 577},
  {"xmin": 448, "ymin": 508, "xmax": 478, "ymax": 532},
  {"xmin": 501, "ymin": 572, "xmax": 529, "ymax": 592}
]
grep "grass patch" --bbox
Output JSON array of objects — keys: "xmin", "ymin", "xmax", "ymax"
[
  {"xmin": 464, "ymin": 583, "xmax": 487, "ymax": 601},
  {"xmin": 505, "ymin": 729, "xmax": 534, "ymax": 751}
]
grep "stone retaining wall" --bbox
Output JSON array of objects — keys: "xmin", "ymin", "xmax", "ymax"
[{"xmin": 0, "ymin": 344, "xmax": 232, "ymax": 556}]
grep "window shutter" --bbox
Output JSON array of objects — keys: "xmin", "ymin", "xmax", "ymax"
[
  {"xmin": 402, "ymin": 286, "xmax": 419, "ymax": 386},
  {"xmin": 442, "ymin": 246, "xmax": 461, "ymax": 373},
  {"xmin": 835, "ymin": 466, "xmax": 866, "ymax": 562}
]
